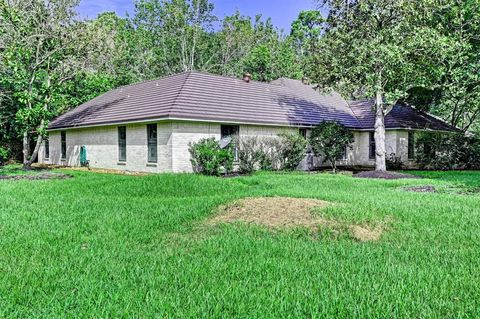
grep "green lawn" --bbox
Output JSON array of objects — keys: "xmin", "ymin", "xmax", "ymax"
[{"xmin": 1, "ymin": 167, "xmax": 479, "ymax": 318}]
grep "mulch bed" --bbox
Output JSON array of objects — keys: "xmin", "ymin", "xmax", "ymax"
[
  {"xmin": 0, "ymin": 173, "xmax": 73, "ymax": 181},
  {"xmin": 353, "ymin": 171, "xmax": 422, "ymax": 180}
]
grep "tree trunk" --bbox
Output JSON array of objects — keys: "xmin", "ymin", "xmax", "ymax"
[
  {"xmin": 374, "ymin": 88, "xmax": 387, "ymax": 171},
  {"xmin": 22, "ymin": 132, "xmax": 30, "ymax": 167},
  {"xmin": 23, "ymin": 134, "xmax": 43, "ymax": 169}
]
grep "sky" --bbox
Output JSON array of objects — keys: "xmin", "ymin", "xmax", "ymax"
[{"xmin": 77, "ymin": 0, "xmax": 318, "ymax": 33}]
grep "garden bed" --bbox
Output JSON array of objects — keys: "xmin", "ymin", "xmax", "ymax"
[
  {"xmin": 353, "ymin": 171, "xmax": 421, "ymax": 180},
  {"xmin": 0, "ymin": 172, "xmax": 72, "ymax": 180}
]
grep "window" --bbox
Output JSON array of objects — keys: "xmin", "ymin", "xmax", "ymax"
[
  {"xmin": 44, "ymin": 134, "xmax": 50, "ymax": 159},
  {"xmin": 299, "ymin": 128, "xmax": 307, "ymax": 139},
  {"xmin": 147, "ymin": 124, "xmax": 158, "ymax": 163},
  {"xmin": 341, "ymin": 144, "xmax": 347, "ymax": 160},
  {"xmin": 408, "ymin": 132, "xmax": 415, "ymax": 160},
  {"xmin": 61, "ymin": 131, "xmax": 66, "ymax": 159},
  {"xmin": 221, "ymin": 125, "xmax": 239, "ymax": 161},
  {"xmin": 369, "ymin": 132, "xmax": 375, "ymax": 160},
  {"xmin": 118, "ymin": 126, "xmax": 127, "ymax": 162}
]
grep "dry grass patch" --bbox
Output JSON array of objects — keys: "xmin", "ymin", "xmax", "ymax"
[
  {"xmin": 210, "ymin": 197, "xmax": 329, "ymax": 229},
  {"xmin": 209, "ymin": 197, "xmax": 384, "ymax": 242}
]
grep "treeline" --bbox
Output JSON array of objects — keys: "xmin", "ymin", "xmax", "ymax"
[
  {"xmin": 0, "ymin": 0, "xmax": 320, "ymax": 164},
  {"xmin": 0, "ymin": 0, "xmax": 479, "ymax": 169}
]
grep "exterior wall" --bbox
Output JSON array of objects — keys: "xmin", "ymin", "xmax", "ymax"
[
  {"xmin": 39, "ymin": 120, "xmax": 418, "ymax": 173},
  {"xmin": 170, "ymin": 122, "xmax": 296, "ymax": 173},
  {"xmin": 40, "ymin": 122, "xmax": 173, "ymax": 173},
  {"xmin": 346, "ymin": 130, "xmax": 415, "ymax": 168},
  {"xmin": 171, "ymin": 122, "xmax": 221, "ymax": 173},
  {"xmin": 395, "ymin": 130, "xmax": 417, "ymax": 168}
]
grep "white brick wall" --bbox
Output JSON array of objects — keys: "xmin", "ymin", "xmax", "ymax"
[
  {"xmin": 40, "ymin": 122, "xmax": 173, "ymax": 172},
  {"xmin": 39, "ymin": 120, "xmax": 416, "ymax": 172}
]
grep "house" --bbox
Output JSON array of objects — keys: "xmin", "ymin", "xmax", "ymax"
[{"xmin": 39, "ymin": 71, "xmax": 456, "ymax": 172}]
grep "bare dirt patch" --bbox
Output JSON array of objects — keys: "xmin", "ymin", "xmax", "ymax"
[
  {"xmin": 209, "ymin": 197, "xmax": 384, "ymax": 242},
  {"xmin": 354, "ymin": 171, "xmax": 421, "ymax": 180},
  {"xmin": 0, "ymin": 172, "xmax": 72, "ymax": 181},
  {"xmin": 403, "ymin": 185, "xmax": 437, "ymax": 193},
  {"xmin": 210, "ymin": 197, "xmax": 329, "ymax": 229}
]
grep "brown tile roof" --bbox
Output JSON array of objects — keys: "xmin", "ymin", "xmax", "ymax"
[
  {"xmin": 48, "ymin": 71, "xmax": 457, "ymax": 132},
  {"xmin": 48, "ymin": 72, "xmax": 362, "ymax": 130},
  {"xmin": 349, "ymin": 100, "xmax": 458, "ymax": 132}
]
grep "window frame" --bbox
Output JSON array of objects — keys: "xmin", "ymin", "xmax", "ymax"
[
  {"xmin": 61, "ymin": 131, "xmax": 66, "ymax": 160},
  {"xmin": 147, "ymin": 124, "xmax": 158, "ymax": 163},
  {"xmin": 408, "ymin": 131, "xmax": 415, "ymax": 160},
  {"xmin": 341, "ymin": 144, "xmax": 347, "ymax": 160},
  {"xmin": 44, "ymin": 134, "xmax": 50, "ymax": 159},
  {"xmin": 118, "ymin": 126, "xmax": 127, "ymax": 162},
  {"xmin": 221, "ymin": 125, "xmax": 240, "ymax": 161},
  {"xmin": 299, "ymin": 128, "xmax": 307, "ymax": 139},
  {"xmin": 369, "ymin": 132, "xmax": 376, "ymax": 160}
]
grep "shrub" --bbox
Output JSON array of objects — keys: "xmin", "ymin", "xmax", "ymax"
[
  {"xmin": 258, "ymin": 137, "xmax": 284, "ymax": 171},
  {"xmin": 386, "ymin": 153, "xmax": 404, "ymax": 170},
  {"xmin": 237, "ymin": 133, "xmax": 307, "ymax": 173},
  {"xmin": 415, "ymin": 132, "xmax": 480, "ymax": 170},
  {"xmin": 309, "ymin": 122, "xmax": 354, "ymax": 173},
  {"xmin": 189, "ymin": 138, "xmax": 234, "ymax": 176},
  {"xmin": 237, "ymin": 137, "xmax": 263, "ymax": 174},
  {"xmin": 0, "ymin": 147, "xmax": 9, "ymax": 166},
  {"xmin": 278, "ymin": 132, "xmax": 307, "ymax": 170}
]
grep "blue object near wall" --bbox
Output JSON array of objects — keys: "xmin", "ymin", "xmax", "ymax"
[{"xmin": 80, "ymin": 146, "xmax": 89, "ymax": 167}]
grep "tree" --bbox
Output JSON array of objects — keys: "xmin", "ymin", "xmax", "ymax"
[
  {"xmin": 133, "ymin": 0, "xmax": 217, "ymax": 75},
  {"xmin": 0, "ymin": 0, "xmax": 88, "ymax": 168},
  {"xmin": 313, "ymin": 0, "xmax": 444, "ymax": 171},
  {"xmin": 405, "ymin": 0, "xmax": 480, "ymax": 133},
  {"xmin": 290, "ymin": 10, "xmax": 324, "ymax": 76},
  {"xmin": 309, "ymin": 121, "xmax": 354, "ymax": 173}
]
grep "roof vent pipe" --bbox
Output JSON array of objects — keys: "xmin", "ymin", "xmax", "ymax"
[{"xmin": 243, "ymin": 73, "xmax": 252, "ymax": 83}]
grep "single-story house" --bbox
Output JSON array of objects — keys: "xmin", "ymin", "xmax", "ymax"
[{"xmin": 39, "ymin": 71, "xmax": 456, "ymax": 172}]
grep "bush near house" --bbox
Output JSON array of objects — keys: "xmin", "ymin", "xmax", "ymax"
[
  {"xmin": 415, "ymin": 132, "xmax": 480, "ymax": 170},
  {"xmin": 309, "ymin": 122, "xmax": 354, "ymax": 173},
  {"xmin": 278, "ymin": 132, "xmax": 308, "ymax": 170},
  {"xmin": 237, "ymin": 137, "xmax": 263, "ymax": 174},
  {"xmin": 386, "ymin": 153, "xmax": 404, "ymax": 170},
  {"xmin": 237, "ymin": 133, "xmax": 307, "ymax": 173},
  {"xmin": 188, "ymin": 138, "xmax": 234, "ymax": 176}
]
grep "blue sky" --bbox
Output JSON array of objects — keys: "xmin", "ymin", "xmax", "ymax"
[{"xmin": 77, "ymin": 0, "xmax": 318, "ymax": 32}]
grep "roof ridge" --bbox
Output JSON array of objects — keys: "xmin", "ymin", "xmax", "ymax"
[
  {"xmin": 168, "ymin": 72, "xmax": 192, "ymax": 118},
  {"xmin": 114, "ymin": 72, "xmax": 192, "ymax": 91}
]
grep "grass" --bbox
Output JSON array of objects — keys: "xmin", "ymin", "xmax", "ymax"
[{"xmin": 0, "ymin": 166, "xmax": 479, "ymax": 318}]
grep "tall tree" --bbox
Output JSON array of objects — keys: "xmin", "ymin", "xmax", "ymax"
[
  {"xmin": 290, "ymin": 10, "xmax": 324, "ymax": 77},
  {"xmin": 133, "ymin": 0, "xmax": 216, "ymax": 75},
  {"xmin": 406, "ymin": 0, "xmax": 480, "ymax": 132},
  {"xmin": 0, "ymin": 0, "xmax": 89, "ymax": 168},
  {"xmin": 313, "ymin": 0, "xmax": 443, "ymax": 171}
]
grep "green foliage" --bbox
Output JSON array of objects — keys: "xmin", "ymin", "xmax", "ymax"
[
  {"xmin": 189, "ymin": 138, "xmax": 234, "ymax": 176},
  {"xmin": 278, "ymin": 132, "xmax": 307, "ymax": 170},
  {"xmin": 0, "ymin": 147, "xmax": 9, "ymax": 166},
  {"xmin": 290, "ymin": 10, "xmax": 324, "ymax": 77},
  {"xmin": 386, "ymin": 153, "xmax": 404, "ymax": 170},
  {"xmin": 237, "ymin": 137, "xmax": 263, "ymax": 174},
  {"xmin": 415, "ymin": 132, "xmax": 480, "ymax": 170},
  {"xmin": 243, "ymin": 41, "xmax": 302, "ymax": 82},
  {"xmin": 310, "ymin": 122, "xmax": 354, "ymax": 172},
  {"xmin": 237, "ymin": 133, "xmax": 306, "ymax": 172}
]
